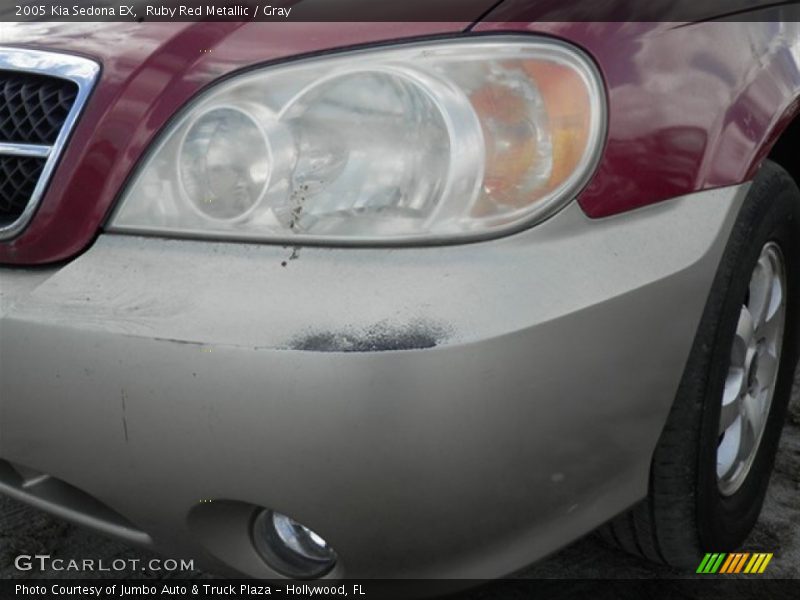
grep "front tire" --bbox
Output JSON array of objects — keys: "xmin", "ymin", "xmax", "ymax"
[{"xmin": 602, "ymin": 160, "xmax": 800, "ymax": 567}]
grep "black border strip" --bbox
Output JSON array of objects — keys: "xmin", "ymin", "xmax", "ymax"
[{"xmin": 2, "ymin": 1, "xmax": 800, "ymax": 22}]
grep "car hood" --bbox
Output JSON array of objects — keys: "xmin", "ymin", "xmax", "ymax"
[
  {"xmin": 0, "ymin": 0, "xmax": 498, "ymax": 69},
  {"xmin": 0, "ymin": 21, "xmax": 475, "ymax": 65}
]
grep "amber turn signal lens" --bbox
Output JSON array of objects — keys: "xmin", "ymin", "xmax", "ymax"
[{"xmin": 470, "ymin": 60, "xmax": 597, "ymax": 219}]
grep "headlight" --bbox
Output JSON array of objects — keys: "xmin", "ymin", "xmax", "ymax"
[{"xmin": 109, "ymin": 37, "xmax": 606, "ymax": 244}]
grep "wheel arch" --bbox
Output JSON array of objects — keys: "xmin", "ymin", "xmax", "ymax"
[{"xmin": 764, "ymin": 103, "xmax": 800, "ymax": 187}]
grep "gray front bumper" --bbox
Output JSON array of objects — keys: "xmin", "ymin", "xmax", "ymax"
[{"xmin": 0, "ymin": 185, "xmax": 745, "ymax": 578}]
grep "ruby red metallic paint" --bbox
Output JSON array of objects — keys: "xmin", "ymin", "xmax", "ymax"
[
  {"xmin": 474, "ymin": 20, "xmax": 800, "ymax": 218},
  {"xmin": 0, "ymin": 16, "xmax": 798, "ymax": 264}
]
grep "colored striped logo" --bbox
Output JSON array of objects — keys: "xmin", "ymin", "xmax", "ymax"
[{"xmin": 696, "ymin": 552, "xmax": 773, "ymax": 574}]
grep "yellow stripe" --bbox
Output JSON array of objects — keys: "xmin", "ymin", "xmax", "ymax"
[
  {"xmin": 744, "ymin": 554, "xmax": 761, "ymax": 574},
  {"xmin": 758, "ymin": 553, "xmax": 773, "ymax": 574},
  {"xmin": 720, "ymin": 554, "xmax": 736, "ymax": 574},
  {"xmin": 755, "ymin": 554, "xmax": 769, "ymax": 573},
  {"xmin": 735, "ymin": 553, "xmax": 750, "ymax": 573}
]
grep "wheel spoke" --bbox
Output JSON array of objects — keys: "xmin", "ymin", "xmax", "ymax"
[
  {"xmin": 764, "ymin": 269, "xmax": 785, "ymax": 324},
  {"xmin": 722, "ymin": 365, "xmax": 746, "ymax": 404},
  {"xmin": 749, "ymin": 254, "xmax": 775, "ymax": 329},
  {"xmin": 719, "ymin": 393, "xmax": 742, "ymax": 435},
  {"xmin": 758, "ymin": 311, "xmax": 784, "ymax": 352},
  {"xmin": 741, "ymin": 392, "xmax": 764, "ymax": 443},
  {"xmin": 736, "ymin": 403, "xmax": 757, "ymax": 467},
  {"xmin": 734, "ymin": 306, "xmax": 755, "ymax": 358},
  {"xmin": 756, "ymin": 350, "xmax": 779, "ymax": 392},
  {"xmin": 717, "ymin": 418, "xmax": 741, "ymax": 479}
]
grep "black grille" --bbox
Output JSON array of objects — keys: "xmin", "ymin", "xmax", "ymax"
[
  {"xmin": 0, "ymin": 70, "xmax": 78, "ymax": 145},
  {"xmin": 0, "ymin": 155, "xmax": 45, "ymax": 223}
]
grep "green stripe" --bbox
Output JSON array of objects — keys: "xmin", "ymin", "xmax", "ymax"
[
  {"xmin": 703, "ymin": 553, "xmax": 719, "ymax": 573},
  {"xmin": 710, "ymin": 553, "xmax": 727, "ymax": 574},
  {"xmin": 697, "ymin": 554, "xmax": 713, "ymax": 574},
  {"xmin": 703, "ymin": 554, "xmax": 719, "ymax": 573}
]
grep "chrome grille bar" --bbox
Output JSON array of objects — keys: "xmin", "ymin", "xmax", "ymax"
[{"xmin": 0, "ymin": 142, "xmax": 51, "ymax": 159}]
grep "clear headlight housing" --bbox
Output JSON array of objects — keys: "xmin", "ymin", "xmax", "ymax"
[{"xmin": 109, "ymin": 37, "xmax": 606, "ymax": 244}]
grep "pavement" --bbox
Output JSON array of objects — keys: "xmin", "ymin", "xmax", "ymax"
[{"xmin": 1, "ymin": 372, "xmax": 798, "ymax": 586}]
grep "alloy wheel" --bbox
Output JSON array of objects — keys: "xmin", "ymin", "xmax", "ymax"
[{"xmin": 717, "ymin": 241, "xmax": 787, "ymax": 496}]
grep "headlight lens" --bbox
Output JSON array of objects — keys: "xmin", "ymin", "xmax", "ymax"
[
  {"xmin": 179, "ymin": 107, "xmax": 271, "ymax": 220},
  {"xmin": 109, "ymin": 37, "xmax": 605, "ymax": 244}
]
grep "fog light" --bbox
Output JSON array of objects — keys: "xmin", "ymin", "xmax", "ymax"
[{"xmin": 253, "ymin": 510, "xmax": 337, "ymax": 578}]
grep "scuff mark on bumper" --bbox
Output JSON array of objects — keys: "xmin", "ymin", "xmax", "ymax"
[{"xmin": 287, "ymin": 320, "xmax": 451, "ymax": 353}]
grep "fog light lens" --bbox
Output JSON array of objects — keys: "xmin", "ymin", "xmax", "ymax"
[{"xmin": 253, "ymin": 510, "xmax": 337, "ymax": 578}]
